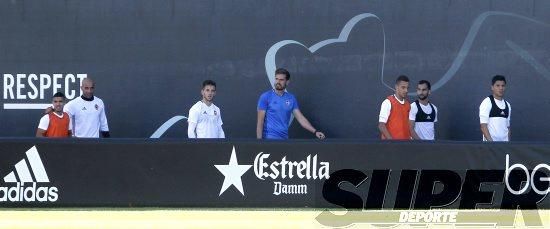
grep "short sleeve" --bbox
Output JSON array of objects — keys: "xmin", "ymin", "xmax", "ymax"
[
  {"xmin": 292, "ymin": 95, "xmax": 299, "ymax": 110},
  {"xmin": 433, "ymin": 104, "xmax": 438, "ymax": 123},
  {"xmin": 68, "ymin": 115, "xmax": 73, "ymax": 131},
  {"xmin": 38, "ymin": 115, "xmax": 50, "ymax": 130},
  {"xmin": 257, "ymin": 93, "xmax": 269, "ymax": 110},
  {"xmin": 99, "ymin": 100, "xmax": 109, "ymax": 131},
  {"xmin": 379, "ymin": 99, "xmax": 391, "ymax": 123},
  {"xmin": 188, "ymin": 104, "xmax": 199, "ymax": 124},
  {"xmin": 409, "ymin": 102, "xmax": 418, "ymax": 121},
  {"xmin": 217, "ymin": 107, "xmax": 223, "ymax": 126},
  {"xmin": 479, "ymin": 98, "xmax": 491, "ymax": 124},
  {"xmin": 63, "ymin": 101, "xmax": 73, "ymax": 116},
  {"xmin": 507, "ymin": 102, "xmax": 511, "ymax": 127}
]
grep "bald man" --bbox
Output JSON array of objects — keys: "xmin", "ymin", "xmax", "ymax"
[{"xmin": 63, "ymin": 78, "xmax": 110, "ymax": 138}]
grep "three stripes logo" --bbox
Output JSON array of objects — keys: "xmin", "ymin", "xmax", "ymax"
[{"xmin": 0, "ymin": 146, "xmax": 58, "ymax": 202}]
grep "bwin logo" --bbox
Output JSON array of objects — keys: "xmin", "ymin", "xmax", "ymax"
[{"xmin": 0, "ymin": 146, "xmax": 58, "ymax": 202}]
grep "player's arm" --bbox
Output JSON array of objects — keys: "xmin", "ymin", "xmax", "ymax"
[
  {"xmin": 187, "ymin": 121, "xmax": 197, "ymax": 138},
  {"xmin": 99, "ymin": 103, "xmax": 110, "ymax": 138},
  {"xmin": 378, "ymin": 122, "xmax": 392, "ymax": 140},
  {"xmin": 187, "ymin": 106, "xmax": 198, "ymax": 138},
  {"xmin": 479, "ymin": 99, "xmax": 492, "ymax": 141},
  {"xmin": 63, "ymin": 103, "xmax": 76, "ymax": 137},
  {"xmin": 293, "ymin": 109, "xmax": 325, "ymax": 139},
  {"xmin": 256, "ymin": 110, "xmax": 266, "ymax": 139},
  {"xmin": 36, "ymin": 115, "xmax": 49, "ymax": 137},
  {"xmin": 256, "ymin": 93, "xmax": 270, "ymax": 139},
  {"xmin": 507, "ymin": 103, "xmax": 511, "ymax": 141},
  {"xmin": 67, "ymin": 115, "xmax": 73, "ymax": 137},
  {"xmin": 378, "ymin": 99, "xmax": 392, "ymax": 139},
  {"xmin": 44, "ymin": 107, "xmax": 53, "ymax": 114},
  {"xmin": 408, "ymin": 104, "xmax": 421, "ymax": 140},
  {"xmin": 434, "ymin": 106, "xmax": 438, "ymax": 140},
  {"xmin": 36, "ymin": 129, "xmax": 46, "ymax": 137},
  {"xmin": 69, "ymin": 114, "xmax": 76, "ymax": 137},
  {"xmin": 480, "ymin": 124, "xmax": 492, "ymax": 141},
  {"xmin": 217, "ymin": 109, "xmax": 225, "ymax": 138},
  {"xmin": 409, "ymin": 120, "xmax": 421, "ymax": 140}
]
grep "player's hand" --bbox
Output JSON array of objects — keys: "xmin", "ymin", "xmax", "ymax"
[
  {"xmin": 44, "ymin": 106, "xmax": 53, "ymax": 114},
  {"xmin": 315, "ymin": 131, "xmax": 325, "ymax": 140}
]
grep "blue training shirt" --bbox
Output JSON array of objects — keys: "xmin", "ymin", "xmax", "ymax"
[{"xmin": 257, "ymin": 90, "xmax": 299, "ymax": 139}]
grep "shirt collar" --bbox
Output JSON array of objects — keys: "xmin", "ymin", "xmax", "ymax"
[
  {"xmin": 393, "ymin": 94, "xmax": 405, "ymax": 104},
  {"xmin": 81, "ymin": 95, "xmax": 94, "ymax": 101},
  {"xmin": 272, "ymin": 89, "xmax": 286, "ymax": 96}
]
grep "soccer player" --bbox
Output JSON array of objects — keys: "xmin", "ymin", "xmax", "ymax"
[
  {"xmin": 379, "ymin": 75, "xmax": 411, "ymax": 140},
  {"xmin": 36, "ymin": 92, "xmax": 72, "ymax": 137},
  {"xmin": 256, "ymin": 68, "xmax": 325, "ymax": 140},
  {"xmin": 409, "ymin": 80, "xmax": 438, "ymax": 140},
  {"xmin": 64, "ymin": 78, "xmax": 110, "ymax": 138},
  {"xmin": 187, "ymin": 80, "xmax": 225, "ymax": 138},
  {"xmin": 479, "ymin": 75, "xmax": 511, "ymax": 141}
]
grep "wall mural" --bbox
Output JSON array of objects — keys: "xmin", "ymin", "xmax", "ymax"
[{"xmin": 0, "ymin": 1, "xmax": 549, "ymax": 140}]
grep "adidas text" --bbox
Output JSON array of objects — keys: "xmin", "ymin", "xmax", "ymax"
[{"xmin": 0, "ymin": 182, "xmax": 58, "ymax": 202}]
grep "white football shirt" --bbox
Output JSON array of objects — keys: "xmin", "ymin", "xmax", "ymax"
[
  {"xmin": 187, "ymin": 101, "xmax": 225, "ymax": 138},
  {"xmin": 64, "ymin": 96, "xmax": 109, "ymax": 138},
  {"xmin": 479, "ymin": 97, "xmax": 511, "ymax": 141},
  {"xmin": 409, "ymin": 102, "xmax": 438, "ymax": 140}
]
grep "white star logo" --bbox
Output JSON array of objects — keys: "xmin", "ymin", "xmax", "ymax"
[{"xmin": 214, "ymin": 146, "xmax": 252, "ymax": 196}]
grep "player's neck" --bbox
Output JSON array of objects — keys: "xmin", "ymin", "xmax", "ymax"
[
  {"xmin": 492, "ymin": 94, "xmax": 503, "ymax": 100},
  {"xmin": 419, "ymin": 99, "xmax": 429, "ymax": 105},
  {"xmin": 54, "ymin": 111, "xmax": 63, "ymax": 116},
  {"xmin": 275, "ymin": 89, "xmax": 285, "ymax": 96},
  {"xmin": 394, "ymin": 94, "xmax": 405, "ymax": 102},
  {"xmin": 201, "ymin": 99, "xmax": 212, "ymax": 106},
  {"xmin": 81, "ymin": 95, "xmax": 94, "ymax": 101}
]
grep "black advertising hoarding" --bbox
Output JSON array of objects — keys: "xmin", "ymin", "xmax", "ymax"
[{"xmin": 0, "ymin": 138, "xmax": 548, "ymax": 209}]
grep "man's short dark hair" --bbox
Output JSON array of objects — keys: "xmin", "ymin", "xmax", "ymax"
[
  {"xmin": 202, "ymin": 80, "xmax": 216, "ymax": 89},
  {"xmin": 396, "ymin": 75, "xmax": 409, "ymax": 84},
  {"xmin": 53, "ymin": 92, "xmax": 65, "ymax": 99},
  {"xmin": 492, "ymin": 75, "xmax": 506, "ymax": 85},
  {"xmin": 275, "ymin": 68, "xmax": 290, "ymax": 80},
  {"xmin": 418, "ymin": 80, "xmax": 431, "ymax": 90}
]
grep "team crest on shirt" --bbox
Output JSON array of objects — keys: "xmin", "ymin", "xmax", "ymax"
[
  {"xmin": 203, "ymin": 111, "xmax": 207, "ymax": 114},
  {"xmin": 81, "ymin": 107, "xmax": 86, "ymax": 111},
  {"xmin": 285, "ymin": 100, "xmax": 290, "ymax": 106},
  {"xmin": 95, "ymin": 104, "xmax": 99, "ymax": 110},
  {"xmin": 427, "ymin": 115, "xmax": 431, "ymax": 120},
  {"xmin": 214, "ymin": 110, "xmax": 217, "ymax": 116}
]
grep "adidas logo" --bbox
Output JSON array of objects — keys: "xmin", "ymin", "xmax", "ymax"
[
  {"xmin": 0, "ymin": 146, "xmax": 58, "ymax": 202},
  {"xmin": 427, "ymin": 115, "xmax": 431, "ymax": 120},
  {"xmin": 501, "ymin": 111, "xmax": 505, "ymax": 115},
  {"xmin": 82, "ymin": 107, "xmax": 87, "ymax": 110}
]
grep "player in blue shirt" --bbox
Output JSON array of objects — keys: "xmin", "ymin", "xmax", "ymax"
[{"xmin": 256, "ymin": 68, "xmax": 326, "ymax": 140}]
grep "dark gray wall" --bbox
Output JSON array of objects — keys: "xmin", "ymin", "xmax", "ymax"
[{"xmin": 0, "ymin": 0, "xmax": 549, "ymax": 140}]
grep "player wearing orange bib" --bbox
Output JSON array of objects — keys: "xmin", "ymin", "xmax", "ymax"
[
  {"xmin": 378, "ymin": 75, "xmax": 411, "ymax": 140},
  {"xmin": 36, "ymin": 92, "xmax": 72, "ymax": 138}
]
